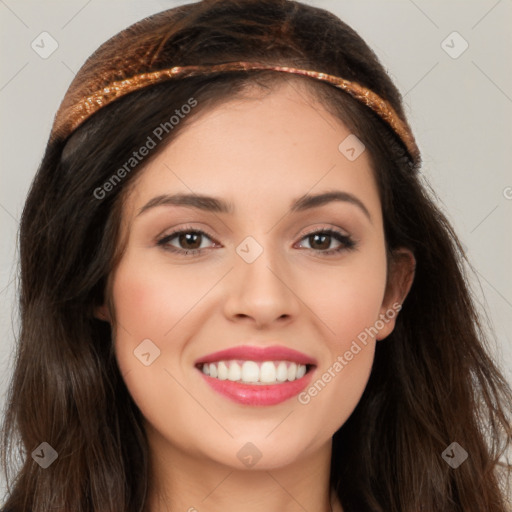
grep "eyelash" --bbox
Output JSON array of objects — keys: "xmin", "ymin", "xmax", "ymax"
[{"xmin": 156, "ymin": 225, "xmax": 357, "ymax": 257}]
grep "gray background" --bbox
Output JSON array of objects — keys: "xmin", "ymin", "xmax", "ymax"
[{"xmin": 1, "ymin": 0, "xmax": 511, "ymax": 496}]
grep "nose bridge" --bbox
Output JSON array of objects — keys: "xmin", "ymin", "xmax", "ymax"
[{"xmin": 224, "ymin": 233, "xmax": 299, "ymax": 325}]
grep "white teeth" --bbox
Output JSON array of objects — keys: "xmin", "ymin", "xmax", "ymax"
[
  {"xmin": 227, "ymin": 362, "xmax": 241, "ymax": 381},
  {"xmin": 276, "ymin": 361, "xmax": 288, "ymax": 382},
  {"xmin": 199, "ymin": 360, "xmax": 309, "ymax": 384},
  {"xmin": 241, "ymin": 361, "xmax": 259, "ymax": 383},
  {"xmin": 287, "ymin": 362, "xmax": 297, "ymax": 381},
  {"xmin": 217, "ymin": 361, "xmax": 228, "ymax": 380},
  {"xmin": 260, "ymin": 361, "xmax": 276, "ymax": 383}
]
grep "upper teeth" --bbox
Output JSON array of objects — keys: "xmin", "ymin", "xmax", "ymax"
[{"xmin": 201, "ymin": 360, "xmax": 308, "ymax": 384}]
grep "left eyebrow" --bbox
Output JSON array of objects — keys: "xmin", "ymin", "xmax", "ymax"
[
  {"xmin": 290, "ymin": 190, "xmax": 371, "ymax": 222},
  {"xmin": 137, "ymin": 190, "xmax": 372, "ymax": 222}
]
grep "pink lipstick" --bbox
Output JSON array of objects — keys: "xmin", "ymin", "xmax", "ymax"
[{"xmin": 195, "ymin": 344, "xmax": 317, "ymax": 406}]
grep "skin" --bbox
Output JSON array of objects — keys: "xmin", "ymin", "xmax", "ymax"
[{"xmin": 97, "ymin": 80, "xmax": 415, "ymax": 512}]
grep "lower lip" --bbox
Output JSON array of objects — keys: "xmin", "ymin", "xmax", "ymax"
[{"xmin": 197, "ymin": 367, "xmax": 315, "ymax": 406}]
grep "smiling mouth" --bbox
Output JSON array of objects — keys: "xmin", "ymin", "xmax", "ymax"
[{"xmin": 196, "ymin": 360, "xmax": 315, "ymax": 385}]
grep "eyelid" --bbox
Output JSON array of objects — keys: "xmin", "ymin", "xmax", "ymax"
[{"xmin": 297, "ymin": 224, "xmax": 351, "ymax": 239}]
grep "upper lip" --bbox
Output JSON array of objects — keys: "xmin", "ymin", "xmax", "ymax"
[{"xmin": 195, "ymin": 345, "xmax": 318, "ymax": 366}]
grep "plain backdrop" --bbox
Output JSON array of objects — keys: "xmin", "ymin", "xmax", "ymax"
[{"xmin": 1, "ymin": 0, "xmax": 511, "ymax": 497}]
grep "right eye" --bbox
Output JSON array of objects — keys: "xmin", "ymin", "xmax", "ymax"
[{"xmin": 157, "ymin": 227, "xmax": 220, "ymax": 256}]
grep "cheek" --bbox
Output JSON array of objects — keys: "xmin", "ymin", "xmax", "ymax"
[
  {"xmin": 292, "ymin": 248, "xmax": 387, "ymax": 429},
  {"xmin": 304, "ymin": 247, "xmax": 388, "ymax": 344},
  {"xmin": 109, "ymin": 254, "xmax": 189, "ymax": 378},
  {"xmin": 109, "ymin": 256, "xmax": 204, "ymax": 435},
  {"xmin": 109, "ymin": 249, "xmax": 228, "ymax": 394},
  {"xmin": 111, "ymin": 252, "xmax": 212, "ymax": 342}
]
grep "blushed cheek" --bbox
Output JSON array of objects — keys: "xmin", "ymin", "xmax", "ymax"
[
  {"xmin": 298, "ymin": 330, "xmax": 375, "ymax": 439},
  {"xmin": 109, "ymin": 262, "xmax": 171, "ymax": 374},
  {"xmin": 316, "ymin": 269, "xmax": 387, "ymax": 348},
  {"xmin": 325, "ymin": 265, "xmax": 386, "ymax": 417},
  {"xmin": 111, "ymin": 258, "xmax": 195, "ymax": 338},
  {"xmin": 109, "ymin": 264, "xmax": 183, "ymax": 416},
  {"xmin": 109, "ymin": 257, "xmax": 220, "ymax": 379},
  {"xmin": 332, "ymin": 346, "xmax": 374, "ymax": 423},
  {"xmin": 112, "ymin": 272, "xmax": 160, "ymax": 335}
]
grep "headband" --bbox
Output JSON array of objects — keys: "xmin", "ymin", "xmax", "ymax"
[{"xmin": 51, "ymin": 61, "xmax": 420, "ymax": 165}]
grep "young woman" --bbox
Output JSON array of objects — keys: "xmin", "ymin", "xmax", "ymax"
[{"xmin": 1, "ymin": 1, "xmax": 511, "ymax": 511}]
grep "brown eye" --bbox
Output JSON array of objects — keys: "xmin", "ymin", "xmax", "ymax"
[
  {"xmin": 297, "ymin": 229, "xmax": 356, "ymax": 255},
  {"xmin": 307, "ymin": 233, "xmax": 332, "ymax": 250},
  {"xmin": 157, "ymin": 228, "xmax": 217, "ymax": 255},
  {"xmin": 175, "ymin": 232, "xmax": 203, "ymax": 250}
]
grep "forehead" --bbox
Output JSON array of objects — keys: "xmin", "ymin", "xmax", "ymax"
[{"xmin": 123, "ymin": 80, "xmax": 380, "ymax": 220}]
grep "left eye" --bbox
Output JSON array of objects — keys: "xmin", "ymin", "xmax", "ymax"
[{"xmin": 296, "ymin": 230, "xmax": 354, "ymax": 253}]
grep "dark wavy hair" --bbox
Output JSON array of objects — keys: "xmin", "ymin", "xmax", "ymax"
[{"xmin": 1, "ymin": 1, "xmax": 511, "ymax": 511}]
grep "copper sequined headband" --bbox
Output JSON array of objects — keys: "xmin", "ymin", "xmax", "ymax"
[{"xmin": 52, "ymin": 61, "xmax": 420, "ymax": 165}]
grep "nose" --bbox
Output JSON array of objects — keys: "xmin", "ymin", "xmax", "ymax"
[{"xmin": 223, "ymin": 243, "xmax": 301, "ymax": 329}]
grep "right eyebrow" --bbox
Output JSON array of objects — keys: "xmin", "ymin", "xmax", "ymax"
[{"xmin": 137, "ymin": 193, "xmax": 234, "ymax": 216}]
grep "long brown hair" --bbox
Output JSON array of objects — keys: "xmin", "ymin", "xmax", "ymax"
[{"xmin": 2, "ymin": 1, "xmax": 511, "ymax": 511}]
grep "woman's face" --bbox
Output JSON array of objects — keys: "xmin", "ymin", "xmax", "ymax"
[{"xmin": 103, "ymin": 80, "xmax": 413, "ymax": 471}]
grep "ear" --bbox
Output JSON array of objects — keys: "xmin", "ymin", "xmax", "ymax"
[
  {"xmin": 376, "ymin": 248, "xmax": 415, "ymax": 341},
  {"xmin": 94, "ymin": 303, "xmax": 111, "ymax": 322}
]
